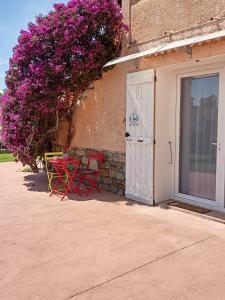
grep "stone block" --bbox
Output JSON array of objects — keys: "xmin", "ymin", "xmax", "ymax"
[
  {"xmin": 96, "ymin": 177, "xmax": 101, "ymax": 183},
  {"xmin": 116, "ymin": 172, "xmax": 125, "ymax": 181},
  {"xmin": 81, "ymin": 156, "xmax": 88, "ymax": 165},
  {"xmin": 110, "ymin": 161, "xmax": 122, "ymax": 170},
  {"xmin": 112, "ymin": 152, "xmax": 126, "ymax": 163},
  {"xmin": 109, "ymin": 185, "xmax": 118, "ymax": 193},
  {"xmin": 99, "ymin": 183, "xmax": 109, "ymax": 191},
  {"xmin": 102, "ymin": 177, "xmax": 113, "ymax": 185},
  {"xmin": 103, "ymin": 161, "xmax": 110, "ymax": 169},
  {"xmin": 118, "ymin": 189, "xmax": 125, "ymax": 196},
  {"xmin": 104, "ymin": 151, "xmax": 113, "ymax": 159},
  {"xmin": 116, "ymin": 180, "xmax": 125, "ymax": 186},
  {"xmin": 119, "ymin": 153, "xmax": 126, "ymax": 163},
  {"xmin": 112, "ymin": 153, "xmax": 120, "ymax": 162},
  {"xmin": 109, "ymin": 170, "xmax": 116, "ymax": 178},
  {"xmin": 100, "ymin": 169, "xmax": 109, "ymax": 177},
  {"xmin": 75, "ymin": 150, "xmax": 85, "ymax": 156}
]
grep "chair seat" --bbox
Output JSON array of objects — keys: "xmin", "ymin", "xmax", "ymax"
[{"xmin": 77, "ymin": 168, "xmax": 97, "ymax": 175}]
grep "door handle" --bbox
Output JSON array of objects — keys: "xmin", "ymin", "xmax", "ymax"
[
  {"xmin": 168, "ymin": 141, "xmax": 172, "ymax": 164},
  {"xmin": 137, "ymin": 139, "xmax": 143, "ymax": 143},
  {"xmin": 211, "ymin": 142, "xmax": 221, "ymax": 150}
]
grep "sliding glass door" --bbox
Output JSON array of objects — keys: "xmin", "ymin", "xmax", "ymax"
[{"xmin": 178, "ymin": 73, "xmax": 219, "ymax": 202}]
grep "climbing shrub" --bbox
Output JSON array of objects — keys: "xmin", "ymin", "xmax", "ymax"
[{"xmin": 0, "ymin": 0, "xmax": 127, "ymax": 171}]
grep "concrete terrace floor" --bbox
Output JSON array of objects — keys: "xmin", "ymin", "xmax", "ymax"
[{"xmin": 1, "ymin": 163, "xmax": 225, "ymax": 300}]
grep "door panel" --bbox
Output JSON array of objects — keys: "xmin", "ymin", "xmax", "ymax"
[{"xmin": 126, "ymin": 70, "xmax": 154, "ymax": 205}]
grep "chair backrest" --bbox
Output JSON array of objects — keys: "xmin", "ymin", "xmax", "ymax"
[
  {"xmin": 88, "ymin": 152, "xmax": 104, "ymax": 171},
  {"xmin": 45, "ymin": 152, "xmax": 63, "ymax": 172},
  {"xmin": 50, "ymin": 158, "xmax": 80, "ymax": 177},
  {"xmin": 44, "ymin": 152, "xmax": 63, "ymax": 161},
  {"xmin": 49, "ymin": 159, "xmax": 66, "ymax": 175}
]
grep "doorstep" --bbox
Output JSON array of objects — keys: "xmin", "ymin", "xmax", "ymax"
[{"xmin": 158, "ymin": 199, "xmax": 225, "ymax": 225}]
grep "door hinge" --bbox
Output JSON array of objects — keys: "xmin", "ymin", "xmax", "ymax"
[{"xmin": 154, "ymin": 75, "xmax": 157, "ymax": 82}]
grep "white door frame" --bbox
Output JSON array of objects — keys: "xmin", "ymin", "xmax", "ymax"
[{"xmin": 174, "ymin": 66, "xmax": 225, "ymax": 210}]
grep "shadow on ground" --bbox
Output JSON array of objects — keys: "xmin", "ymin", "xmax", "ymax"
[
  {"xmin": 66, "ymin": 191, "xmax": 132, "ymax": 205},
  {"xmin": 23, "ymin": 171, "xmax": 49, "ymax": 193},
  {"xmin": 23, "ymin": 170, "xmax": 135, "ymax": 206}
]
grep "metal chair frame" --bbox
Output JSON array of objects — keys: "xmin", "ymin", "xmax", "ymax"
[
  {"xmin": 78, "ymin": 152, "xmax": 104, "ymax": 196},
  {"xmin": 44, "ymin": 152, "xmax": 64, "ymax": 191},
  {"xmin": 49, "ymin": 158, "xmax": 81, "ymax": 201}
]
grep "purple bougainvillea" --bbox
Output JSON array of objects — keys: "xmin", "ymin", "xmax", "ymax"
[{"xmin": 0, "ymin": 0, "xmax": 127, "ymax": 171}]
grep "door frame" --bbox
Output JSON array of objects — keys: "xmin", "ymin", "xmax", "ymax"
[{"xmin": 174, "ymin": 66, "xmax": 225, "ymax": 210}]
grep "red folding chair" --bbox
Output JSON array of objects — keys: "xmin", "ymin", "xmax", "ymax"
[
  {"xmin": 49, "ymin": 158, "xmax": 81, "ymax": 201},
  {"xmin": 77, "ymin": 152, "xmax": 104, "ymax": 196}
]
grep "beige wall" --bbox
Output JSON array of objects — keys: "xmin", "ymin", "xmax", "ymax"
[
  {"xmin": 70, "ymin": 62, "xmax": 136, "ymax": 152},
  {"xmin": 129, "ymin": 0, "xmax": 225, "ymax": 47},
  {"xmin": 65, "ymin": 39, "xmax": 225, "ymax": 153},
  {"xmin": 54, "ymin": 119, "xmax": 70, "ymax": 149},
  {"xmin": 139, "ymin": 40, "xmax": 225, "ymax": 70}
]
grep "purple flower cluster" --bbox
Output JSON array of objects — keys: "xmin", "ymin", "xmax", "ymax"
[{"xmin": 0, "ymin": 0, "xmax": 127, "ymax": 171}]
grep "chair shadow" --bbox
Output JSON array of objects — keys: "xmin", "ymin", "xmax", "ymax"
[
  {"xmin": 23, "ymin": 171, "xmax": 49, "ymax": 193},
  {"xmin": 23, "ymin": 171, "xmax": 146, "ymax": 207}
]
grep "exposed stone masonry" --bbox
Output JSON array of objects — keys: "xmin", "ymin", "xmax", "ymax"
[{"xmin": 71, "ymin": 147, "xmax": 126, "ymax": 195}]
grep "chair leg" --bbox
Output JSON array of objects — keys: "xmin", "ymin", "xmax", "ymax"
[
  {"xmin": 79, "ymin": 174, "xmax": 101, "ymax": 196},
  {"xmin": 49, "ymin": 174, "xmax": 53, "ymax": 191},
  {"xmin": 50, "ymin": 174, "xmax": 67, "ymax": 199},
  {"xmin": 46, "ymin": 173, "xmax": 52, "ymax": 191},
  {"xmin": 77, "ymin": 175, "xmax": 88, "ymax": 190}
]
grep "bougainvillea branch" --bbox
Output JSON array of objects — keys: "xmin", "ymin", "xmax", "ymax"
[{"xmin": 0, "ymin": 0, "xmax": 127, "ymax": 172}]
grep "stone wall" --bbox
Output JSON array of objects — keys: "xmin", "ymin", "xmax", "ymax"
[{"xmin": 72, "ymin": 147, "xmax": 126, "ymax": 195}]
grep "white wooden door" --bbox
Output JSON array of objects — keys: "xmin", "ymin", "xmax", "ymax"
[{"xmin": 125, "ymin": 69, "xmax": 155, "ymax": 205}]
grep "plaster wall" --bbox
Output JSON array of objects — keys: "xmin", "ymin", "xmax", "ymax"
[
  {"xmin": 54, "ymin": 119, "xmax": 70, "ymax": 149},
  {"xmin": 70, "ymin": 62, "xmax": 136, "ymax": 152},
  {"xmin": 129, "ymin": 0, "xmax": 225, "ymax": 47},
  {"xmin": 64, "ymin": 39, "xmax": 225, "ymax": 153},
  {"xmin": 139, "ymin": 40, "xmax": 225, "ymax": 70}
]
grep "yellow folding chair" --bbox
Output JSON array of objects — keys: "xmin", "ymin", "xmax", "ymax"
[{"xmin": 44, "ymin": 152, "xmax": 64, "ymax": 191}]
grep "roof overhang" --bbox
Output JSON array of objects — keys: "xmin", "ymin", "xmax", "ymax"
[{"xmin": 104, "ymin": 29, "xmax": 225, "ymax": 68}]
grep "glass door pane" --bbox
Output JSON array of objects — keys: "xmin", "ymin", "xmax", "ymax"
[{"xmin": 179, "ymin": 74, "xmax": 219, "ymax": 201}]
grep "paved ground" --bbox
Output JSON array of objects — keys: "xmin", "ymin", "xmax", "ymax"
[{"xmin": 1, "ymin": 162, "xmax": 225, "ymax": 300}]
